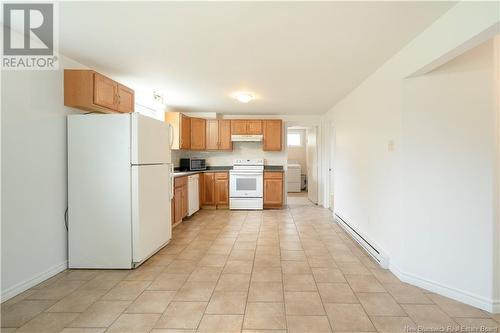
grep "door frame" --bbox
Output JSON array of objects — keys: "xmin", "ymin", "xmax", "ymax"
[
  {"xmin": 328, "ymin": 122, "xmax": 336, "ymax": 212},
  {"xmin": 284, "ymin": 121, "xmax": 322, "ymax": 206},
  {"xmin": 305, "ymin": 126, "xmax": 318, "ymax": 204}
]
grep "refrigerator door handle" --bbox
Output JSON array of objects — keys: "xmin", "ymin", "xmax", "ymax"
[
  {"xmin": 168, "ymin": 123, "xmax": 174, "ymax": 149},
  {"xmin": 170, "ymin": 164, "xmax": 174, "ymax": 200}
]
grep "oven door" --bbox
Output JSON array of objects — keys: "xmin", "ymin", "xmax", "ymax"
[{"xmin": 230, "ymin": 171, "xmax": 263, "ymax": 198}]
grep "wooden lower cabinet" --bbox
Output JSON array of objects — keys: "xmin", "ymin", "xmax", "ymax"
[
  {"xmin": 181, "ymin": 185, "xmax": 188, "ymax": 217},
  {"xmin": 173, "ymin": 187, "xmax": 183, "ymax": 224},
  {"xmin": 172, "ymin": 176, "xmax": 188, "ymax": 225},
  {"xmin": 214, "ymin": 173, "xmax": 229, "ymax": 207},
  {"xmin": 202, "ymin": 172, "xmax": 215, "ymax": 206},
  {"xmin": 264, "ymin": 171, "xmax": 284, "ymax": 209},
  {"xmin": 201, "ymin": 172, "xmax": 229, "ymax": 208},
  {"xmin": 173, "ymin": 171, "xmax": 281, "ymax": 216}
]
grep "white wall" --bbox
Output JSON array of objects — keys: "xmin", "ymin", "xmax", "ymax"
[
  {"xmin": 324, "ymin": 2, "xmax": 499, "ymax": 312},
  {"xmin": 287, "ymin": 129, "xmax": 307, "ymax": 172},
  {"xmin": 400, "ymin": 40, "xmax": 495, "ymax": 307},
  {"xmin": 494, "ymin": 35, "xmax": 500, "ymax": 309},
  {"xmin": 1, "ymin": 55, "xmax": 86, "ymax": 300}
]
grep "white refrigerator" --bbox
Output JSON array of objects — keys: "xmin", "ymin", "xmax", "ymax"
[{"xmin": 68, "ymin": 113, "xmax": 173, "ymax": 269}]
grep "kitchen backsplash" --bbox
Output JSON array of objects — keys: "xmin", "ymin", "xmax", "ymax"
[{"xmin": 171, "ymin": 141, "xmax": 286, "ymax": 167}]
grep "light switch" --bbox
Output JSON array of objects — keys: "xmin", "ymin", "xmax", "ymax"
[{"xmin": 388, "ymin": 140, "xmax": 395, "ymax": 152}]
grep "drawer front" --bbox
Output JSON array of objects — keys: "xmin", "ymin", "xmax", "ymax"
[
  {"xmin": 214, "ymin": 172, "xmax": 228, "ymax": 180},
  {"xmin": 264, "ymin": 171, "xmax": 283, "ymax": 179}
]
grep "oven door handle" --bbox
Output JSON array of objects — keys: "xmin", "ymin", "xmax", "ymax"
[{"xmin": 230, "ymin": 172, "xmax": 264, "ymax": 176}]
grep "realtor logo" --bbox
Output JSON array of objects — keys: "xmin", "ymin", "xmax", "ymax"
[{"xmin": 2, "ymin": 2, "xmax": 58, "ymax": 69}]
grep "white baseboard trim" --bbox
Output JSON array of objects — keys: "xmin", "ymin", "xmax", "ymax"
[
  {"xmin": 331, "ymin": 212, "xmax": 499, "ymax": 314},
  {"xmin": 1, "ymin": 260, "xmax": 68, "ymax": 303},
  {"xmin": 493, "ymin": 301, "xmax": 500, "ymax": 314},
  {"xmin": 390, "ymin": 265, "xmax": 499, "ymax": 314}
]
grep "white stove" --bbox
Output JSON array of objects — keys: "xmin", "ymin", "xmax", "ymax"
[{"xmin": 230, "ymin": 159, "xmax": 264, "ymax": 210}]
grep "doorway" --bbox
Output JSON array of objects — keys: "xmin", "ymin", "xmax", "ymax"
[{"xmin": 286, "ymin": 126, "xmax": 318, "ymax": 206}]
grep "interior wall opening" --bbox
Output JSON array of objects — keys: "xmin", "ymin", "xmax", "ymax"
[{"xmin": 286, "ymin": 126, "xmax": 318, "ymax": 206}]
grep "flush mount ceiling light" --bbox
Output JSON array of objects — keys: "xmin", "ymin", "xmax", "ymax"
[{"xmin": 231, "ymin": 91, "xmax": 255, "ymax": 103}]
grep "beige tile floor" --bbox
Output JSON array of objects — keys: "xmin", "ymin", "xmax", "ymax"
[{"xmin": 2, "ymin": 193, "xmax": 499, "ymax": 332}]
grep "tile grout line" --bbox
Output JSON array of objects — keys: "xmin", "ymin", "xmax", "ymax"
[
  {"xmin": 290, "ymin": 203, "xmax": 335, "ymax": 332},
  {"xmin": 240, "ymin": 210, "xmax": 258, "ymax": 332}
]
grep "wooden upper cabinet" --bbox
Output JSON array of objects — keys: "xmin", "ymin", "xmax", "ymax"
[
  {"xmin": 263, "ymin": 171, "xmax": 284, "ymax": 208},
  {"xmin": 231, "ymin": 120, "xmax": 263, "ymax": 135},
  {"xmin": 93, "ymin": 73, "xmax": 116, "ymax": 110},
  {"xmin": 231, "ymin": 120, "xmax": 247, "ymax": 135},
  {"xmin": 190, "ymin": 118, "xmax": 206, "ymax": 150},
  {"xmin": 206, "ymin": 119, "xmax": 219, "ymax": 150},
  {"xmin": 247, "ymin": 120, "xmax": 263, "ymax": 134},
  {"xmin": 117, "ymin": 84, "xmax": 134, "ymax": 113},
  {"xmin": 218, "ymin": 120, "xmax": 232, "ymax": 150},
  {"xmin": 180, "ymin": 114, "xmax": 191, "ymax": 149},
  {"xmin": 165, "ymin": 112, "xmax": 191, "ymax": 150},
  {"xmin": 65, "ymin": 69, "xmax": 134, "ymax": 113},
  {"xmin": 206, "ymin": 119, "xmax": 232, "ymax": 151},
  {"xmin": 263, "ymin": 120, "xmax": 282, "ymax": 151},
  {"xmin": 165, "ymin": 115, "xmax": 277, "ymax": 152}
]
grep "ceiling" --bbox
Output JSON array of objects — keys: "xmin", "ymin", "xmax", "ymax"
[{"xmin": 59, "ymin": 1, "xmax": 454, "ymax": 115}]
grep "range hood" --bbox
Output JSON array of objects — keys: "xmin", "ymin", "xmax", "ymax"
[{"xmin": 231, "ymin": 134, "xmax": 263, "ymax": 142}]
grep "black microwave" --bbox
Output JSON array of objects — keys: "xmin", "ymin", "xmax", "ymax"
[{"xmin": 180, "ymin": 158, "xmax": 206, "ymax": 171}]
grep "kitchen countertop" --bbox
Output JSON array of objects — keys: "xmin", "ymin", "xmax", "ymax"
[
  {"xmin": 173, "ymin": 165, "xmax": 284, "ymax": 177},
  {"xmin": 264, "ymin": 165, "xmax": 285, "ymax": 171}
]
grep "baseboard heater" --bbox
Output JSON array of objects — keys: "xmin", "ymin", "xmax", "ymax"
[{"xmin": 335, "ymin": 214, "xmax": 389, "ymax": 268}]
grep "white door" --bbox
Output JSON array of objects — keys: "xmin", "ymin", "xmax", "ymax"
[
  {"xmin": 131, "ymin": 113, "xmax": 171, "ymax": 164},
  {"xmin": 306, "ymin": 127, "xmax": 318, "ymax": 204},
  {"xmin": 132, "ymin": 164, "xmax": 171, "ymax": 264}
]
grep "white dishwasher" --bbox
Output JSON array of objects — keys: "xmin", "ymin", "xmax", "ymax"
[{"xmin": 187, "ymin": 174, "xmax": 200, "ymax": 216}]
